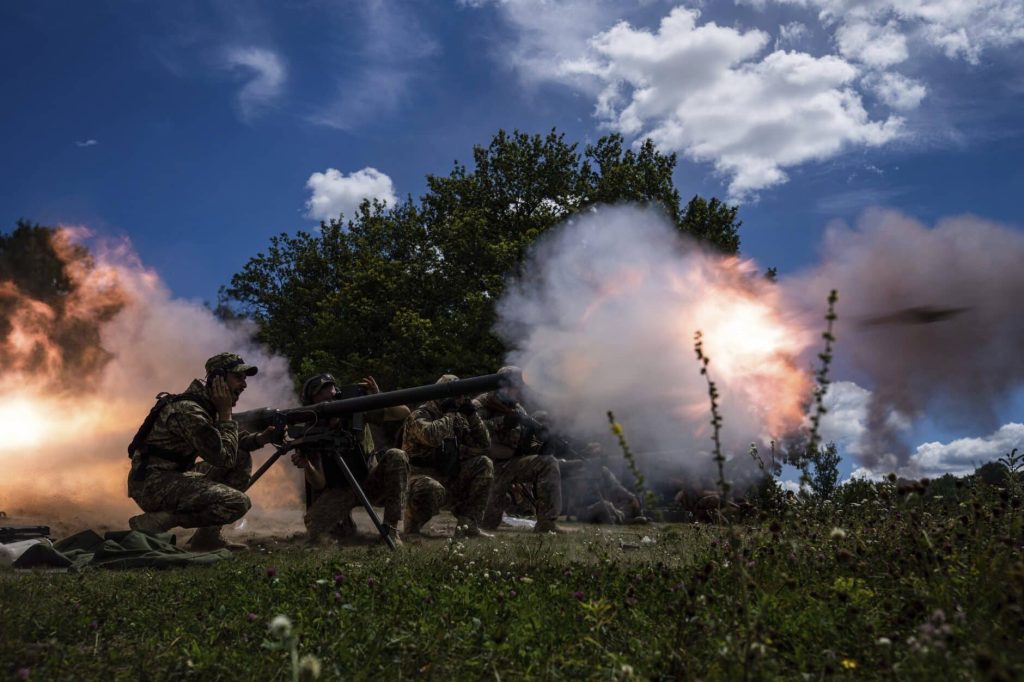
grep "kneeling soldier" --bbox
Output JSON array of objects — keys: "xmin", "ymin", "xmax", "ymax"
[
  {"xmin": 291, "ymin": 373, "xmax": 408, "ymax": 546},
  {"xmin": 402, "ymin": 375, "xmax": 494, "ymax": 538},
  {"xmin": 127, "ymin": 352, "xmax": 276, "ymax": 551}
]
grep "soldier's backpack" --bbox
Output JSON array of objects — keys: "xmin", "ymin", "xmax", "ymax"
[{"xmin": 127, "ymin": 392, "xmax": 217, "ymax": 478}]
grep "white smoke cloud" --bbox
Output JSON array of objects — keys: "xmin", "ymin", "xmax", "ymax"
[
  {"xmin": 305, "ymin": 167, "xmax": 399, "ymax": 222},
  {"xmin": 498, "ymin": 203, "xmax": 815, "ymax": 491},
  {"xmin": 223, "ymin": 46, "xmax": 287, "ymax": 121}
]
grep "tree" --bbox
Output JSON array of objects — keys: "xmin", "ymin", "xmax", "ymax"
[
  {"xmin": 809, "ymin": 442, "xmax": 841, "ymax": 500},
  {"xmin": 222, "ymin": 129, "xmax": 743, "ymax": 387}
]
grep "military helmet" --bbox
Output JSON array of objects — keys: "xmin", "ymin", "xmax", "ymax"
[
  {"xmin": 301, "ymin": 373, "xmax": 337, "ymax": 405},
  {"xmin": 497, "ymin": 365, "xmax": 524, "ymax": 389}
]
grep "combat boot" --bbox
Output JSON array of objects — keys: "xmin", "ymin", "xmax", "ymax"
[
  {"xmin": 454, "ymin": 516, "xmax": 494, "ymax": 539},
  {"xmin": 404, "ymin": 508, "xmax": 424, "ymax": 536},
  {"xmin": 187, "ymin": 526, "xmax": 247, "ymax": 552},
  {"xmin": 128, "ymin": 511, "xmax": 178, "ymax": 534},
  {"xmin": 386, "ymin": 525, "xmax": 403, "ymax": 548},
  {"xmin": 534, "ymin": 518, "xmax": 566, "ymax": 534}
]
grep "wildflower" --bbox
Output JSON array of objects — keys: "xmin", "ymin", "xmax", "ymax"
[
  {"xmin": 16, "ymin": 668, "xmax": 29, "ymax": 681},
  {"xmin": 268, "ymin": 614, "xmax": 293, "ymax": 639},
  {"xmin": 298, "ymin": 654, "xmax": 322, "ymax": 681},
  {"xmin": 246, "ymin": 612, "xmax": 259, "ymax": 622},
  {"xmin": 520, "ymin": 576, "xmax": 533, "ymax": 584},
  {"xmin": 611, "ymin": 422, "xmax": 623, "ymax": 436},
  {"xmin": 830, "ymin": 527, "xmax": 847, "ymax": 540},
  {"xmin": 840, "ymin": 659, "xmax": 857, "ymax": 670},
  {"xmin": 266, "ymin": 566, "xmax": 278, "ymax": 578},
  {"xmin": 573, "ymin": 590, "xmax": 585, "ymax": 600},
  {"xmin": 620, "ymin": 663, "xmax": 634, "ymax": 677},
  {"xmin": 509, "ymin": 590, "xmax": 517, "ymax": 598},
  {"xmin": 876, "ymin": 637, "xmax": 891, "ymax": 646},
  {"xmin": 367, "ymin": 577, "xmax": 377, "ymax": 588},
  {"xmin": 333, "ymin": 591, "xmax": 342, "ymax": 602},
  {"xmin": 334, "ymin": 573, "xmax": 346, "ymax": 585}
]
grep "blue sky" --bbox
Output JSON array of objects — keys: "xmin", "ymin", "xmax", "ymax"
[{"xmin": 2, "ymin": 0, "xmax": 1022, "ymax": 478}]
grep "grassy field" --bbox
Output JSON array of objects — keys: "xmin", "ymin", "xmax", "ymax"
[{"xmin": 2, "ymin": 475, "xmax": 1022, "ymax": 681}]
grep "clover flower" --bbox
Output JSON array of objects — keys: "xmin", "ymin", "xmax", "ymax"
[{"xmin": 268, "ymin": 614, "xmax": 293, "ymax": 639}]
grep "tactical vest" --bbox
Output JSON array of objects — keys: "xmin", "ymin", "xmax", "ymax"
[{"xmin": 127, "ymin": 392, "xmax": 217, "ymax": 479}]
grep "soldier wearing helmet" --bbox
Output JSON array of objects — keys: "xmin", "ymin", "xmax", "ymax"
[
  {"xmin": 402, "ymin": 374, "xmax": 494, "ymax": 538},
  {"xmin": 291, "ymin": 372, "xmax": 410, "ymax": 546},
  {"xmin": 475, "ymin": 366, "xmax": 564, "ymax": 533}
]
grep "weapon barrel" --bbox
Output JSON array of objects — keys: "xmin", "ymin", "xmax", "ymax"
[{"xmin": 235, "ymin": 373, "xmax": 503, "ymax": 431}]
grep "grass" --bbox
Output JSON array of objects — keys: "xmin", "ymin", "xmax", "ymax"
[{"xmin": 2, "ymin": 478, "xmax": 1022, "ymax": 681}]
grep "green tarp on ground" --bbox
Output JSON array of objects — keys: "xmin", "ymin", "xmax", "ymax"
[{"xmin": 12, "ymin": 529, "xmax": 233, "ymax": 571}]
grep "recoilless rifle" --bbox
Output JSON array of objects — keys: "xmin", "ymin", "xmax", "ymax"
[{"xmin": 235, "ymin": 373, "xmax": 503, "ymax": 550}]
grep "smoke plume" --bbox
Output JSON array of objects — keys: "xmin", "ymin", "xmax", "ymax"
[
  {"xmin": 784, "ymin": 209, "xmax": 1024, "ymax": 468},
  {"xmin": 0, "ymin": 227, "xmax": 301, "ymax": 532},
  {"xmin": 498, "ymin": 204, "xmax": 815, "ymax": 492}
]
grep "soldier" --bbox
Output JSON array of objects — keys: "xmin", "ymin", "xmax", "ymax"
[
  {"xmin": 402, "ymin": 375, "xmax": 494, "ymax": 538},
  {"xmin": 127, "ymin": 352, "xmax": 276, "ymax": 551},
  {"xmin": 290, "ymin": 373, "xmax": 409, "ymax": 546},
  {"xmin": 560, "ymin": 447, "xmax": 643, "ymax": 524},
  {"xmin": 528, "ymin": 412, "xmax": 643, "ymax": 525},
  {"xmin": 476, "ymin": 366, "xmax": 563, "ymax": 533}
]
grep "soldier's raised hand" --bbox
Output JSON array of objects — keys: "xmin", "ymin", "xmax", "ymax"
[
  {"xmin": 359, "ymin": 376, "xmax": 381, "ymax": 395},
  {"xmin": 209, "ymin": 375, "xmax": 234, "ymax": 418}
]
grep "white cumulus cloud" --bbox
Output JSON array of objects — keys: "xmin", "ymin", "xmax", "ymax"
[
  {"xmin": 564, "ymin": 8, "xmax": 902, "ymax": 200},
  {"xmin": 750, "ymin": 0, "xmax": 1024, "ymax": 65},
  {"xmin": 851, "ymin": 423, "xmax": 1024, "ymax": 480},
  {"xmin": 223, "ymin": 46, "xmax": 287, "ymax": 121},
  {"xmin": 835, "ymin": 20, "xmax": 909, "ymax": 67},
  {"xmin": 870, "ymin": 72, "xmax": 927, "ymax": 110},
  {"xmin": 304, "ymin": 167, "xmax": 398, "ymax": 222}
]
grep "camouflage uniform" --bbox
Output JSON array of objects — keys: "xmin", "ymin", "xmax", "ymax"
[
  {"xmin": 402, "ymin": 377, "xmax": 494, "ymax": 534},
  {"xmin": 475, "ymin": 391, "xmax": 562, "ymax": 531},
  {"xmin": 302, "ymin": 447, "xmax": 409, "ymax": 543},
  {"xmin": 128, "ymin": 378, "xmax": 262, "ymax": 529},
  {"xmin": 560, "ymin": 456, "xmax": 641, "ymax": 523}
]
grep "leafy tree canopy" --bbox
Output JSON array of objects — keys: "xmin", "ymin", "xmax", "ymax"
[{"xmin": 222, "ymin": 130, "xmax": 743, "ymax": 389}]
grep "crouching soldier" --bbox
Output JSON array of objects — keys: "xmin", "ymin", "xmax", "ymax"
[
  {"xmin": 477, "ymin": 367, "xmax": 563, "ymax": 533},
  {"xmin": 402, "ymin": 375, "xmax": 494, "ymax": 538},
  {"xmin": 560, "ymin": 442, "xmax": 643, "ymax": 524},
  {"xmin": 127, "ymin": 353, "xmax": 276, "ymax": 551},
  {"xmin": 291, "ymin": 373, "xmax": 409, "ymax": 546}
]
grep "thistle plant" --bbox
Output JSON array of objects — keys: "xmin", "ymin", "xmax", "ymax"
[
  {"xmin": 694, "ymin": 330, "xmax": 729, "ymax": 500},
  {"xmin": 800, "ymin": 289, "xmax": 838, "ymax": 488},
  {"xmin": 607, "ymin": 411, "xmax": 657, "ymax": 515}
]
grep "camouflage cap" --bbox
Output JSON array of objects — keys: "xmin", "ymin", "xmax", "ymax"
[{"xmin": 205, "ymin": 352, "xmax": 258, "ymax": 377}]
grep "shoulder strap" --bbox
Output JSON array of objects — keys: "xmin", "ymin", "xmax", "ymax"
[{"xmin": 126, "ymin": 392, "xmax": 216, "ymax": 457}]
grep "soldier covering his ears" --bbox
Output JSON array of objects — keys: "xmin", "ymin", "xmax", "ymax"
[{"xmin": 126, "ymin": 352, "xmax": 275, "ymax": 551}]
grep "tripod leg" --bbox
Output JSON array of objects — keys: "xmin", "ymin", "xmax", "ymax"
[{"xmin": 330, "ymin": 452, "xmax": 397, "ymax": 551}]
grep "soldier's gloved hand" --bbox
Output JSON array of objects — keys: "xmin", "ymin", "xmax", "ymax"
[
  {"xmin": 440, "ymin": 398, "xmax": 459, "ymax": 413},
  {"xmin": 457, "ymin": 399, "xmax": 477, "ymax": 416}
]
